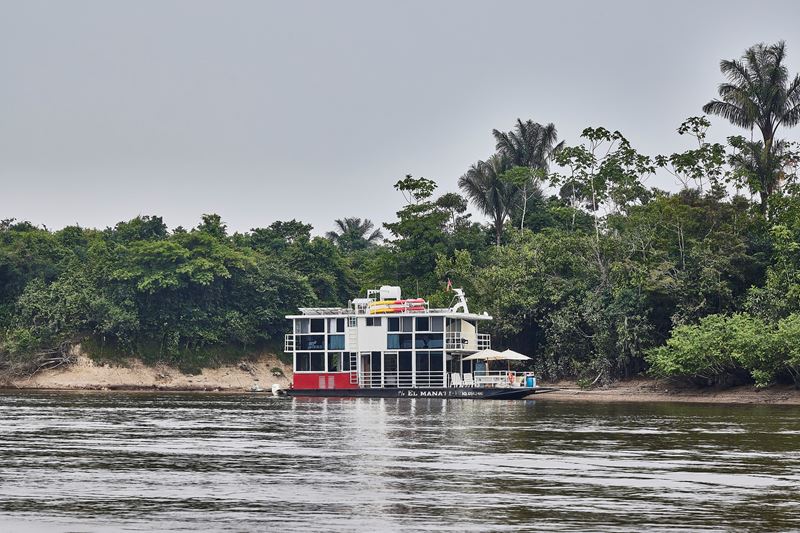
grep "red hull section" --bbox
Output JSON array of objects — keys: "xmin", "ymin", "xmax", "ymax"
[{"xmin": 293, "ymin": 372, "xmax": 358, "ymax": 390}]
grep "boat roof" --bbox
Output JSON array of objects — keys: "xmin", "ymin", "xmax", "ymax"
[{"xmin": 286, "ymin": 309, "xmax": 492, "ymax": 320}]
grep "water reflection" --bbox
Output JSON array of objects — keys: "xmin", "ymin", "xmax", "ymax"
[{"xmin": 0, "ymin": 392, "xmax": 798, "ymax": 531}]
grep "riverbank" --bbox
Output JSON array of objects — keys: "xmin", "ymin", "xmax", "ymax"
[
  {"xmin": 4, "ymin": 360, "xmax": 800, "ymax": 404},
  {"xmin": 535, "ymin": 378, "xmax": 800, "ymax": 405},
  {"xmin": 1, "ymin": 354, "xmax": 293, "ymax": 392}
]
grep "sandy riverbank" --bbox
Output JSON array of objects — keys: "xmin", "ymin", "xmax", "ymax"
[
  {"xmin": 2, "ymin": 354, "xmax": 293, "ymax": 392},
  {"xmin": 3, "ymin": 358, "xmax": 800, "ymax": 405},
  {"xmin": 534, "ymin": 378, "xmax": 800, "ymax": 405}
]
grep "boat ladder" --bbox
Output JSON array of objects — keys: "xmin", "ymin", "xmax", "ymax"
[
  {"xmin": 349, "ymin": 352, "xmax": 358, "ymax": 384},
  {"xmin": 348, "ymin": 324, "xmax": 359, "ymax": 384}
]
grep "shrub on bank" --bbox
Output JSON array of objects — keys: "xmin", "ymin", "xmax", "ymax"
[{"xmin": 647, "ymin": 313, "xmax": 800, "ymax": 388}]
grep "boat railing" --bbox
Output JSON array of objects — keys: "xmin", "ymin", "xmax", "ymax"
[
  {"xmin": 470, "ymin": 370, "xmax": 519, "ymax": 387},
  {"xmin": 358, "ymin": 370, "xmax": 445, "ymax": 388},
  {"xmin": 445, "ymin": 332, "xmax": 492, "ymax": 351}
]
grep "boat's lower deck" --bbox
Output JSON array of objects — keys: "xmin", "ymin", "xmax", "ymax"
[{"xmin": 286, "ymin": 386, "xmax": 556, "ymax": 400}]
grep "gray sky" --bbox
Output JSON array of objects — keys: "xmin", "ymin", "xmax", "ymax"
[{"xmin": 2, "ymin": 0, "xmax": 799, "ymax": 235}]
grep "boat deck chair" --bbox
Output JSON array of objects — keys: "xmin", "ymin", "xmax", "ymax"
[
  {"xmin": 450, "ymin": 373, "xmax": 463, "ymax": 388},
  {"xmin": 463, "ymin": 373, "xmax": 475, "ymax": 387}
]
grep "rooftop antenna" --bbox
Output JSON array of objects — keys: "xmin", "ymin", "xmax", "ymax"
[{"xmin": 450, "ymin": 288, "xmax": 469, "ymax": 314}]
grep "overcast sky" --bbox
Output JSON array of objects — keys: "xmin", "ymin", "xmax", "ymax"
[{"xmin": 2, "ymin": 0, "xmax": 800, "ymax": 235}]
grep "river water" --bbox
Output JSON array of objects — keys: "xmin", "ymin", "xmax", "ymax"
[{"xmin": 0, "ymin": 392, "xmax": 799, "ymax": 532}]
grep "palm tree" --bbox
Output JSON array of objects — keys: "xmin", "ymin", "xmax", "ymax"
[
  {"xmin": 458, "ymin": 154, "xmax": 517, "ymax": 246},
  {"xmin": 325, "ymin": 217, "xmax": 383, "ymax": 253},
  {"xmin": 729, "ymin": 138, "xmax": 795, "ymax": 198},
  {"xmin": 703, "ymin": 41, "xmax": 800, "ymax": 207},
  {"xmin": 492, "ymin": 120, "xmax": 564, "ymax": 229}
]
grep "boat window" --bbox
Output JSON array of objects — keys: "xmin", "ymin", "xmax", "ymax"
[
  {"xmin": 370, "ymin": 351, "xmax": 382, "ymax": 387},
  {"xmin": 401, "ymin": 317, "xmax": 413, "ymax": 332},
  {"xmin": 310, "ymin": 319, "xmax": 325, "ymax": 333},
  {"xmin": 328, "ymin": 318, "xmax": 345, "ymax": 333},
  {"xmin": 310, "ymin": 353, "xmax": 325, "ymax": 371},
  {"xmin": 347, "ymin": 317, "xmax": 357, "ymax": 328},
  {"xmin": 447, "ymin": 319, "xmax": 461, "ymax": 332},
  {"xmin": 430, "ymin": 351, "xmax": 444, "ymax": 372},
  {"xmin": 388, "ymin": 317, "xmax": 400, "ymax": 332},
  {"xmin": 299, "ymin": 335, "xmax": 325, "ymax": 350},
  {"xmin": 366, "ymin": 317, "xmax": 382, "ymax": 327},
  {"xmin": 342, "ymin": 352, "xmax": 351, "ymax": 372},
  {"xmin": 430, "ymin": 317, "xmax": 444, "ymax": 332},
  {"xmin": 399, "ymin": 351, "xmax": 413, "ymax": 387},
  {"xmin": 295, "ymin": 319, "xmax": 310, "ymax": 334},
  {"xmin": 327, "ymin": 352, "xmax": 341, "ymax": 372},
  {"xmin": 328, "ymin": 335, "xmax": 345, "ymax": 350},
  {"xmin": 295, "ymin": 352, "xmax": 311, "ymax": 372},
  {"xmin": 415, "ymin": 333, "xmax": 443, "ymax": 349},
  {"xmin": 387, "ymin": 334, "xmax": 413, "ymax": 350},
  {"xmin": 415, "ymin": 317, "xmax": 429, "ymax": 331}
]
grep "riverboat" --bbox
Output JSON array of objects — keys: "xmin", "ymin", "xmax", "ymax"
[{"xmin": 283, "ymin": 286, "xmax": 554, "ymax": 400}]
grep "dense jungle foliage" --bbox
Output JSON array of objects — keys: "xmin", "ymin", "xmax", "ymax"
[{"xmin": 2, "ymin": 41, "xmax": 800, "ymax": 386}]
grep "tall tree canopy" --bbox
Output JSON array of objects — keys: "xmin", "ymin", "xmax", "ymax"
[
  {"xmin": 703, "ymin": 41, "xmax": 800, "ymax": 207},
  {"xmin": 325, "ymin": 217, "xmax": 383, "ymax": 253},
  {"xmin": 458, "ymin": 154, "xmax": 517, "ymax": 245}
]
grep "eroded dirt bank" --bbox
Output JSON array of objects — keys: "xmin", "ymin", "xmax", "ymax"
[
  {"xmin": 535, "ymin": 378, "xmax": 800, "ymax": 405},
  {"xmin": 2, "ymin": 353, "xmax": 293, "ymax": 392}
]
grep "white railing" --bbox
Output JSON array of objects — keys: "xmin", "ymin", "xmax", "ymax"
[
  {"xmin": 445, "ymin": 332, "xmax": 492, "ymax": 351},
  {"xmin": 284, "ymin": 334, "xmax": 294, "ymax": 352},
  {"xmin": 476, "ymin": 333, "xmax": 491, "ymax": 350},
  {"xmin": 358, "ymin": 371, "xmax": 445, "ymax": 388},
  {"xmin": 471, "ymin": 370, "xmax": 518, "ymax": 387}
]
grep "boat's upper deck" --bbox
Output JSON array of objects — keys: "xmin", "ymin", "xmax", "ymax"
[{"xmin": 285, "ymin": 286, "xmax": 491, "ymax": 321}]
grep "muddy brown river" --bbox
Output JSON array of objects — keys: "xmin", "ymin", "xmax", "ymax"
[{"xmin": 0, "ymin": 392, "xmax": 798, "ymax": 531}]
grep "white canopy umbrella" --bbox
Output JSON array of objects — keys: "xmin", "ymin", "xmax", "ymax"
[
  {"xmin": 462, "ymin": 348, "xmax": 532, "ymax": 374},
  {"xmin": 462, "ymin": 349, "xmax": 505, "ymax": 361},
  {"xmin": 500, "ymin": 349, "xmax": 532, "ymax": 361}
]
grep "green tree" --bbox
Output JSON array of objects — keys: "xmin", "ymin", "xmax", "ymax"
[
  {"xmin": 493, "ymin": 119, "xmax": 563, "ymax": 231},
  {"xmin": 458, "ymin": 154, "xmax": 517, "ymax": 245},
  {"xmin": 703, "ymin": 41, "xmax": 800, "ymax": 209},
  {"xmin": 325, "ymin": 217, "xmax": 383, "ymax": 253}
]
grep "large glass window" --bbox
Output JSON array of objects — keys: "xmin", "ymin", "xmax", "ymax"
[
  {"xmin": 295, "ymin": 319, "xmax": 310, "ymax": 334},
  {"xmin": 328, "ymin": 318, "xmax": 345, "ymax": 333},
  {"xmin": 384, "ymin": 353, "xmax": 398, "ymax": 386},
  {"xmin": 310, "ymin": 319, "xmax": 325, "ymax": 333},
  {"xmin": 389, "ymin": 317, "xmax": 412, "ymax": 331},
  {"xmin": 416, "ymin": 351, "xmax": 430, "ymax": 387},
  {"xmin": 399, "ymin": 351, "xmax": 412, "ymax": 387},
  {"xmin": 327, "ymin": 352, "xmax": 341, "ymax": 372},
  {"xmin": 328, "ymin": 335, "xmax": 345, "ymax": 350},
  {"xmin": 342, "ymin": 352, "xmax": 351, "ymax": 372},
  {"xmin": 310, "ymin": 353, "xmax": 325, "ymax": 371},
  {"xmin": 415, "ymin": 351, "xmax": 444, "ymax": 386},
  {"xmin": 387, "ymin": 334, "xmax": 413, "ymax": 350},
  {"xmin": 415, "ymin": 317, "xmax": 429, "ymax": 332},
  {"xmin": 430, "ymin": 316, "xmax": 444, "ymax": 332},
  {"xmin": 370, "ymin": 351, "xmax": 382, "ymax": 387},
  {"xmin": 430, "ymin": 351, "xmax": 444, "ymax": 372},
  {"xmin": 299, "ymin": 335, "xmax": 325, "ymax": 350},
  {"xmin": 295, "ymin": 352, "xmax": 310, "ymax": 372},
  {"xmin": 415, "ymin": 333, "xmax": 443, "ymax": 349}
]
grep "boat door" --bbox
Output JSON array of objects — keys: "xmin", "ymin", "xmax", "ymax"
[
  {"xmin": 383, "ymin": 352, "xmax": 398, "ymax": 387},
  {"xmin": 359, "ymin": 352, "xmax": 371, "ymax": 387}
]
